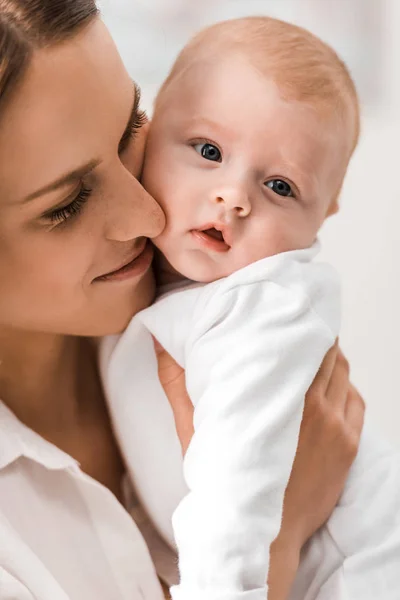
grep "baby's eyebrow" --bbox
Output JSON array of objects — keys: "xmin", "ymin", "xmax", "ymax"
[{"xmin": 185, "ymin": 116, "xmax": 234, "ymax": 139}]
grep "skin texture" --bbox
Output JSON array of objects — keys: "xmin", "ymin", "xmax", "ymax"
[
  {"xmin": 0, "ymin": 17, "xmax": 365, "ymax": 600},
  {"xmin": 0, "ymin": 17, "xmax": 165, "ymax": 504},
  {"xmin": 0, "ymin": 19, "xmax": 165, "ymax": 338},
  {"xmin": 142, "ymin": 54, "xmax": 351, "ymax": 283}
]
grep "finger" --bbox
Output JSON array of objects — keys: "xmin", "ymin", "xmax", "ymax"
[
  {"xmin": 153, "ymin": 339, "xmax": 184, "ymax": 387},
  {"xmin": 176, "ymin": 410, "xmax": 195, "ymax": 456},
  {"xmin": 312, "ymin": 339, "xmax": 339, "ymax": 393},
  {"xmin": 152, "ymin": 336, "xmax": 164, "ymax": 355},
  {"xmin": 153, "ymin": 343, "xmax": 194, "ymax": 455},
  {"xmin": 157, "ymin": 352, "xmax": 184, "ymax": 388},
  {"xmin": 344, "ymin": 385, "xmax": 365, "ymax": 436},
  {"xmin": 166, "ymin": 383, "xmax": 194, "ymax": 457},
  {"xmin": 325, "ymin": 349, "xmax": 350, "ymax": 410}
]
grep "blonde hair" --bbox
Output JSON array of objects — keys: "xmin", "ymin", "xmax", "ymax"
[{"xmin": 157, "ymin": 16, "xmax": 360, "ymax": 155}]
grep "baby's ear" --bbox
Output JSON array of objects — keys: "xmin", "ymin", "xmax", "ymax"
[
  {"xmin": 326, "ymin": 198, "xmax": 339, "ymax": 218},
  {"xmin": 326, "ymin": 183, "xmax": 342, "ymax": 218}
]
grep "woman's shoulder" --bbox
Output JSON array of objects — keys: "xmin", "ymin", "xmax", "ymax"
[
  {"xmin": 0, "ymin": 399, "xmax": 165, "ymax": 600},
  {"xmin": 0, "ymin": 420, "xmax": 73, "ymax": 599}
]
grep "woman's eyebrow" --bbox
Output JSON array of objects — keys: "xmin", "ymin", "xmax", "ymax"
[
  {"xmin": 22, "ymin": 159, "xmax": 100, "ymax": 203},
  {"xmin": 20, "ymin": 82, "xmax": 141, "ymax": 204}
]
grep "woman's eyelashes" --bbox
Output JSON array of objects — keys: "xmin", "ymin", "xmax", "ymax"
[
  {"xmin": 45, "ymin": 184, "xmax": 93, "ymax": 225},
  {"xmin": 118, "ymin": 109, "xmax": 148, "ymax": 155},
  {"xmin": 193, "ymin": 141, "xmax": 222, "ymax": 162},
  {"xmin": 44, "ymin": 107, "xmax": 148, "ymax": 227}
]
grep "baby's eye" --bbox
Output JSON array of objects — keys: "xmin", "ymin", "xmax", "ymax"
[
  {"xmin": 194, "ymin": 143, "xmax": 222, "ymax": 162},
  {"xmin": 265, "ymin": 179, "xmax": 294, "ymax": 197}
]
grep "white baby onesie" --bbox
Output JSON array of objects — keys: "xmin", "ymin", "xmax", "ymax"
[
  {"xmin": 105, "ymin": 243, "xmax": 341, "ymax": 600},
  {"xmin": 288, "ymin": 425, "xmax": 400, "ymax": 600}
]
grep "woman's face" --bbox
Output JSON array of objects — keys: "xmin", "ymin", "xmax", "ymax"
[{"xmin": 0, "ymin": 19, "xmax": 165, "ymax": 336}]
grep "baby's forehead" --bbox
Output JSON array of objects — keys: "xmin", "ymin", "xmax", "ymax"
[
  {"xmin": 161, "ymin": 53, "xmax": 342, "ymax": 133},
  {"xmin": 156, "ymin": 16, "xmax": 359, "ymax": 154},
  {"xmin": 155, "ymin": 52, "xmax": 351, "ymax": 201}
]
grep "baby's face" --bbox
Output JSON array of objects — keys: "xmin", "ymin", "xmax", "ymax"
[{"xmin": 142, "ymin": 54, "xmax": 348, "ymax": 282}]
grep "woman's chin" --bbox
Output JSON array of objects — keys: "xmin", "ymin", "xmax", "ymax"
[
  {"xmin": 72, "ymin": 268, "xmax": 157, "ymax": 338},
  {"xmin": 105, "ymin": 269, "xmax": 156, "ymax": 336}
]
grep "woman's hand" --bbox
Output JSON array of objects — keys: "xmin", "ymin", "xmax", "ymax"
[
  {"xmin": 267, "ymin": 341, "xmax": 365, "ymax": 598},
  {"xmin": 154, "ymin": 338, "xmax": 193, "ymax": 455},
  {"xmin": 277, "ymin": 341, "xmax": 365, "ymax": 548},
  {"xmin": 154, "ymin": 339, "xmax": 365, "ymax": 599},
  {"xmin": 155, "ymin": 340, "xmax": 365, "ymax": 533}
]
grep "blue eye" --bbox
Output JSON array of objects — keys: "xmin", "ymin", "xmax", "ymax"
[
  {"xmin": 194, "ymin": 143, "xmax": 222, "ymax": 162},
  {"xmin": 266, "ymin": 179, "xmax": 294, "ymax": 197}
]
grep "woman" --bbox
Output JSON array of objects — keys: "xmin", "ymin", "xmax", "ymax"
[{"xmin": 0, "ymin": 1, "xmax": 364, "ymax": 599}]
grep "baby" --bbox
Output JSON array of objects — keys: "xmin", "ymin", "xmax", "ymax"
[{"xmin": 105, "ymin": 16, "xmax": 400, "ymax": 600}]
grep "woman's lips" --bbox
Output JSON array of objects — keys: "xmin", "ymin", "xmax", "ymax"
[
  {"xmin": 191, "ymin": 229, "xmax": 231, "ymax": 253},
  {"xmin": 94, "ymin": 240, "xmax": 153, "ymax": 283}
]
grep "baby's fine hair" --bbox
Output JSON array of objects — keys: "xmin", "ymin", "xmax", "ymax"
[{"xmin": 157, "ymin": 16, "xmax": 360, "ymax": 156}]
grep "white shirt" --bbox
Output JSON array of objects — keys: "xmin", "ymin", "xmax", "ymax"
[
  {"xmin": 105, "ymin": 244, "xmax": 341, "ymax": 600},
  {"xmin": 0, "ymin": 400, "xmax": 175, "ymax": 600},
  {"xmin": 2, "ymin": 243, "xmax": 400, "ymax": 600}
]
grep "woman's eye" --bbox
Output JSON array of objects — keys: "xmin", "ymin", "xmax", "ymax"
[
  {"xmin": 194, "ymin": 143, "xmax": 222, "ymax": 162},
  {"xmin": 265, "ymin": 179, "xmax": 294, "ymax": 197},
  {"xmin": 44, "ymin": 184, "xmax": 92, "ymax": 226}
]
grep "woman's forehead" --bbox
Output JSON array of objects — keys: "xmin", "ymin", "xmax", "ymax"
[{"xmin": 0, "ymin": 19, "xmax": 133, "ymax": 206}]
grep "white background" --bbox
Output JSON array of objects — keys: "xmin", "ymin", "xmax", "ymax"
[{"xmin": 100, "ymin": 0, "xmax": 400, "ymax": 449}]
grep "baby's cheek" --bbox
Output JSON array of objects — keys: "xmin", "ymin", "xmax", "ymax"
[
  {"xmin": 252, "ymin": 221, "xmax": 289, "ymax": 257},
  {"xmin": 142, "ymin": 162, "xmax": 168, "ymax": 207}
]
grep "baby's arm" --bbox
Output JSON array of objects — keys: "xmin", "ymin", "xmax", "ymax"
[{"xmin": 169, "ymin": 257, "xmax": 340, "ymax": 600}]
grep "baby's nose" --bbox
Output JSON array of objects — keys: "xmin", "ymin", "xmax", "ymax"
[{"xmin": 212, "ymin": 186, "xmax": 251, "ymax": 217}]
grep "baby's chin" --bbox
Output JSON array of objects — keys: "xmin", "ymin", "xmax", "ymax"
[
  {"xmin": 167, "ymin": 252, "xmax": 235, "ymax": 284},
  {"xmin": 153, "ymin": 236, "xmax": 237, "ymax": 283}
]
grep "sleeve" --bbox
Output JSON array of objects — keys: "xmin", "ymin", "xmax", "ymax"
[
  {"xmin": 170, "ymin": 268, "xmax": 340, "ymax": 600},
  {"xmin": 0, "ymin": 569, "xmax": 34, "ymax": 600},
  {"xmin": 315, "ymin": 428, "xmax": 400, "ymax": 600}
]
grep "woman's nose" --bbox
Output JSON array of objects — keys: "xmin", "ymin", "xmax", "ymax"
[
  {"xmin": 104, "ymin": 167, "xmax": 166, "ymax": 241},
  {"xmin": 212, "ymin": 185, "xmax": 251, "ymax": 217}
]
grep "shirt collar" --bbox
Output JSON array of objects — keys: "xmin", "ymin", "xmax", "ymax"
[{"xmin": 0, "ymin": 400, "xmax": 78, "ymax": 471}]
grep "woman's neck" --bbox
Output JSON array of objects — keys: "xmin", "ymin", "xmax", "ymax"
[{"xmin": 0, "ymin": 327, "xmax": 91, "ymax": 436}]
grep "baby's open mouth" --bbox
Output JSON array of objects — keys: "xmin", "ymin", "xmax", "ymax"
[
  {"xmin": 202, "ymin": 227, "xmax": 225, "ymax": 242},
  {"xmin": 191, "ymin": 227, "xmax": 231, "ymax": 253}
]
